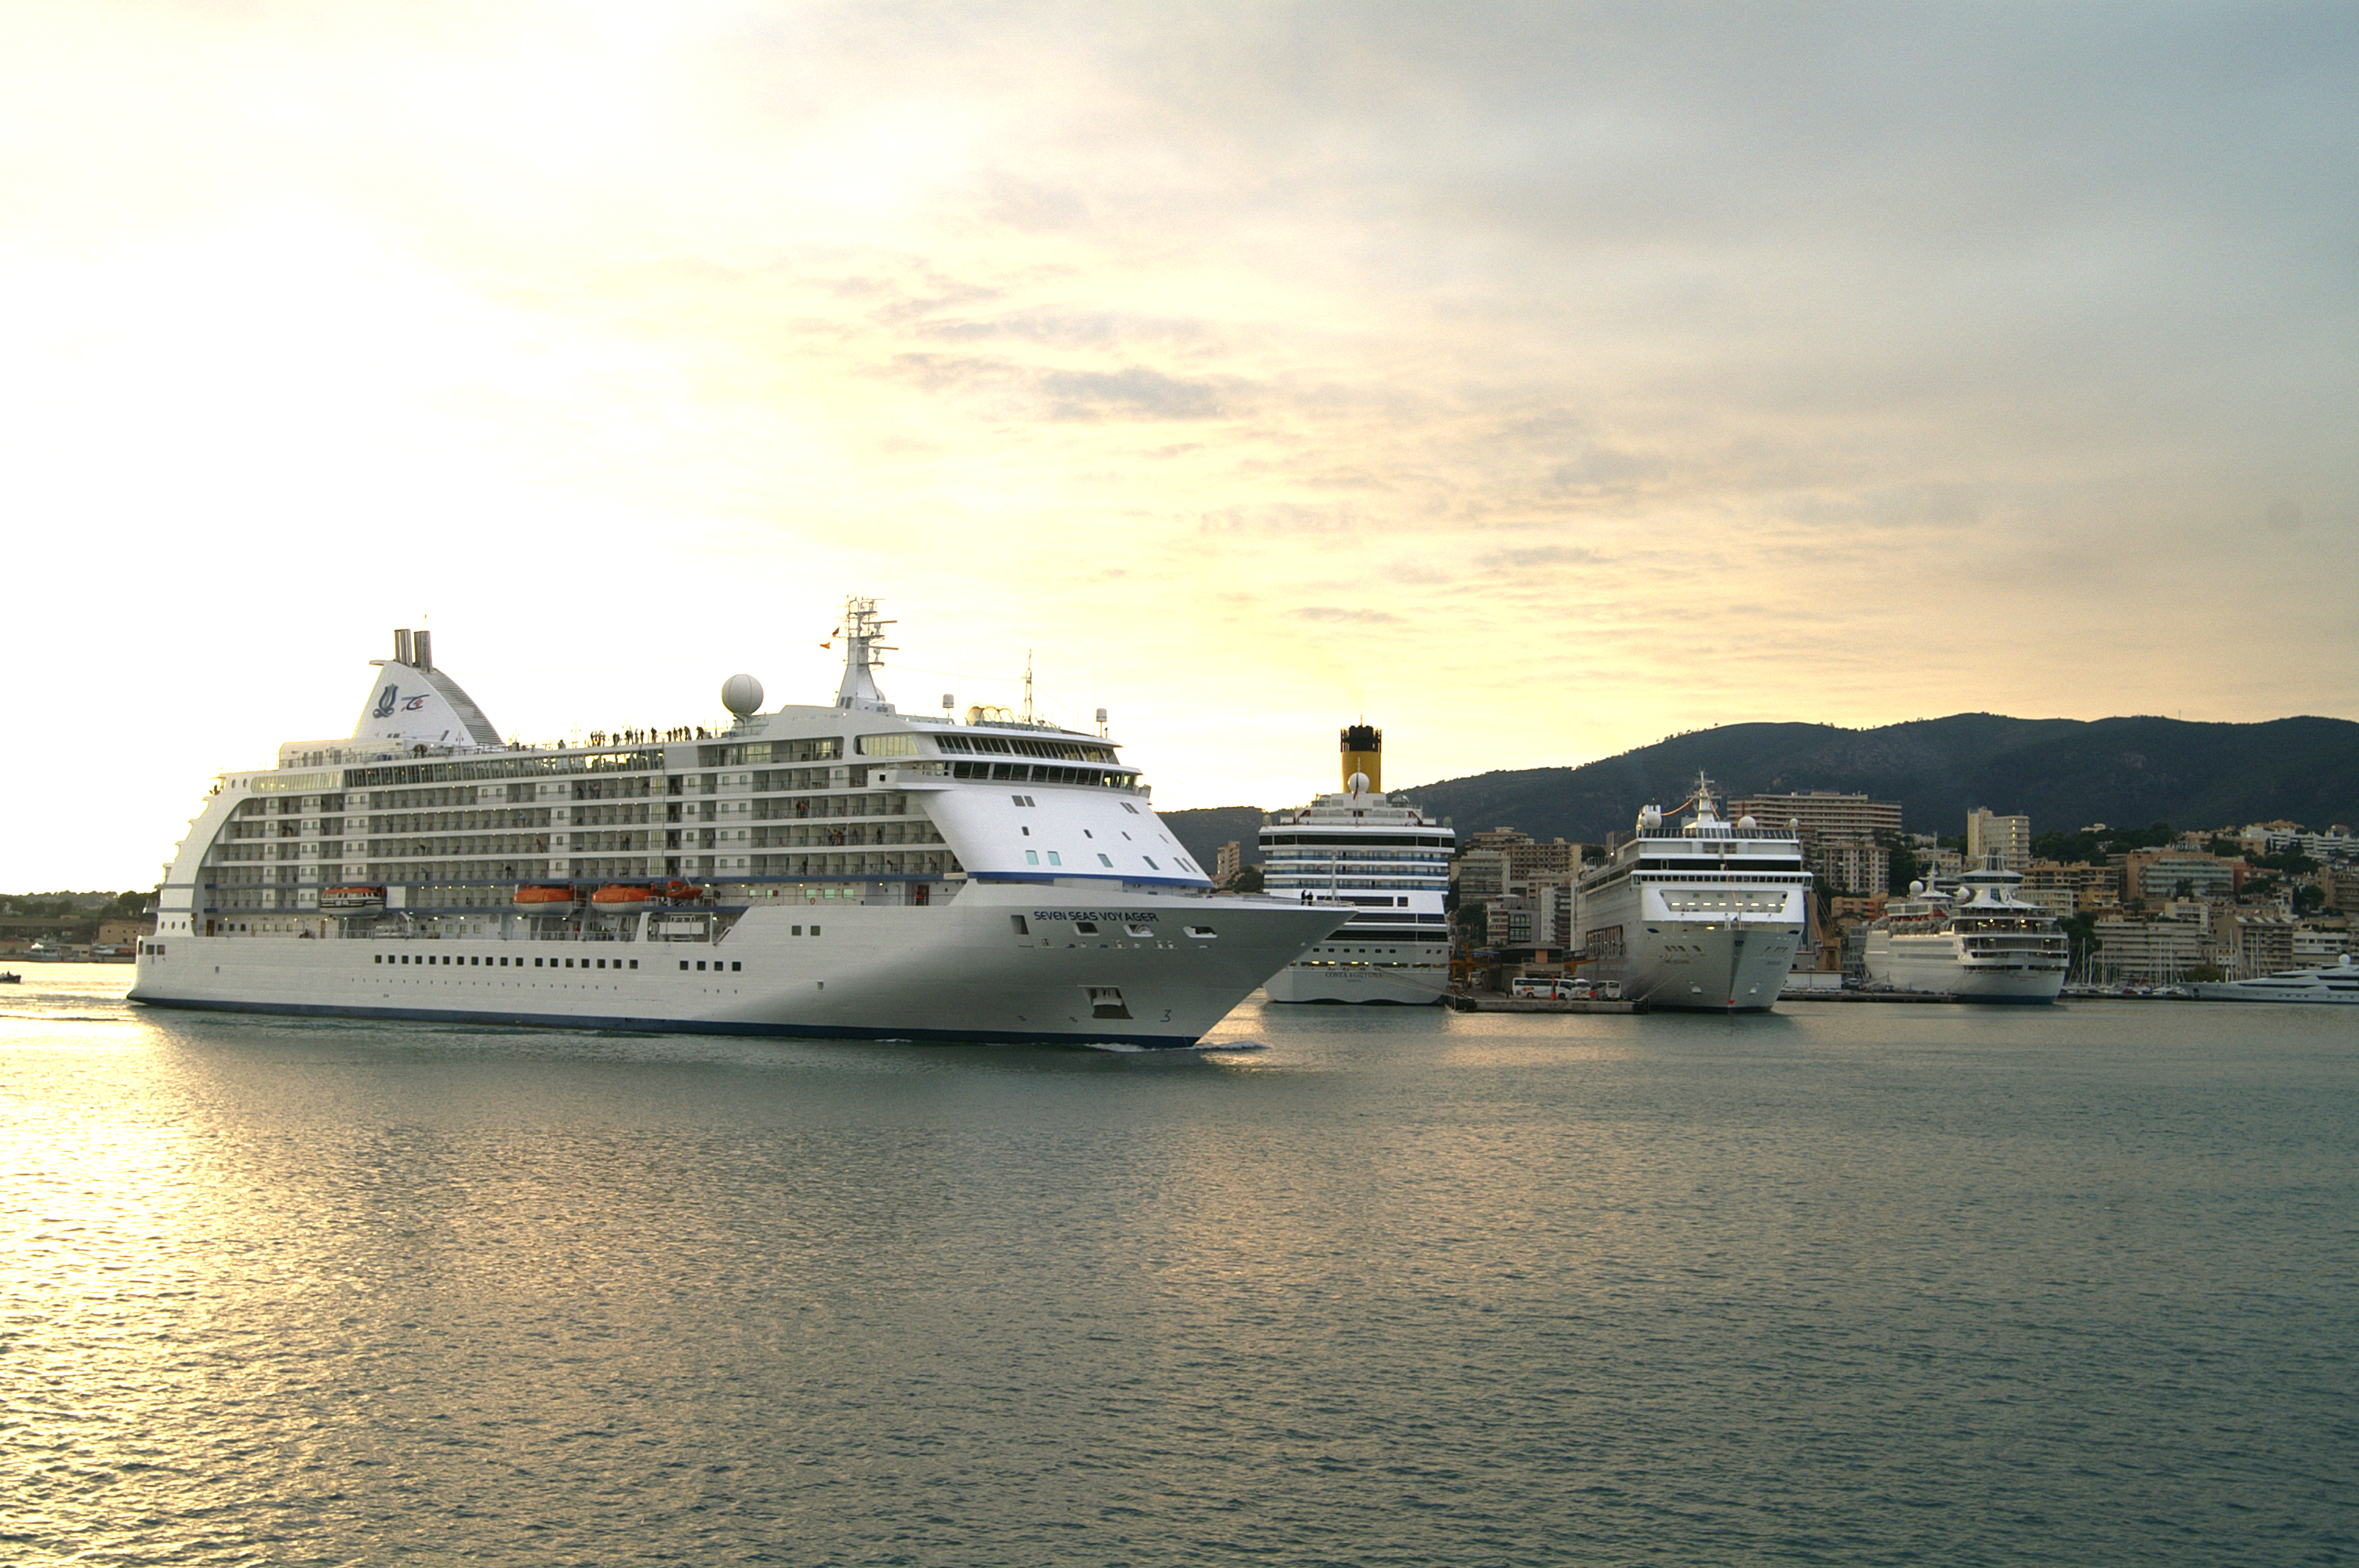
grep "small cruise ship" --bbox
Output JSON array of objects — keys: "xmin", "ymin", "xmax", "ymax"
[
  {"xmin": 2192, "ymin": 954, "xmax": 2359, "ymax": 1004},
  {"xmin": 1575, "ymin": 775, "xmax": 1811, "ymax": 1011},
  {"xmin": 1257, "ymin": 725, "xmax": 1455, "ymax": 1004},
  {"xmin": 129, "ymin": 602, "xmax": 1347, "ymax": 1047},
  {"xmin": 1863, "ymin": 858, "xmax": 2068, "ymax": 1003}
]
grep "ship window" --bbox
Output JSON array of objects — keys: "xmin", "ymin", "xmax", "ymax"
[
  {"xmin": 1121, "ymin": 802, "xmax": 1138, "ymax": 814},
  {"xmin": 811, "ymin": 926, "xmax": 820, "ymax": 935},
  {"xmin": 793, "ymin": 925, "xmax": 802, "ymax": 935},
  {"xmin": 1048, "ymin": 851, "xmax": 1062, "ymax": 866},
  {"xmin": 680, "ymin": 960, "xmax": 689, "ymax": 970},
  {"xmin": 1143, "ymin": 856, "xmax": 1158, "ymax": 869},
  {"xmin": 731, "ymin": 962, "xmax": 741, "ymax": 971},
  {"xmin": 1097, "ymin": 854, "xmax": 1113, "ymax": 867},
  {"xmin": 1026, "ymin": 851, "xmax": 1039, "ymax": 866},
  {"xmin": 1076, "ymin": 921, "xmax": 1098, "ymax": 934},
  {"xmin": 697, "ymin": 960, "xmax": 707, "ymax": 971},
  {"xmin": 1082, "ymin": 829, "xmax": 1092, "ymax": 838},
  {"xmin": 1011, "ymin": 916, "xmax": 1027, "ymax": 935}
]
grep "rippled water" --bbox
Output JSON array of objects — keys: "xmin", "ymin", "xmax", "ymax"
[{"xmin": 3, "ymin": 964, "xmax": 2354, "ymax": 1565}]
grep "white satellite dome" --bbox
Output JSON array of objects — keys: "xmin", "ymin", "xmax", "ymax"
[
  {"xmin": 1910, "ymin": 880, "xmax": 1927, "ymax": 895},
  {"xmin": 721, "ymin": 673, "xmax": 764, "ymax": 718},
  {"xmin": 1347, "ymin": 770, "xmax": 1371, "ymax": 795},
  {"xmin": 1639, "ymin": 804, "xmax": 1663, "ymax": 829},
  {"xmin": 1737, "ymin": 815, "xmax": 1757, "ymax": 830}
]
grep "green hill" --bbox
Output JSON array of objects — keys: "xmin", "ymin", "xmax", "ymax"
[{"xmin": 1164, "ymin": 713, "xmax": 2359, "ymax": 859}]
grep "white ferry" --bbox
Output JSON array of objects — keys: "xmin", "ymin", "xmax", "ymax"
[
  {"xmin": 130, "ymin": 603, "xmax": 1347, "ymax": 1047},
  {"xmin": 1863, "ymin": 858, "xmax": 2067, "ymax": 1002},
  {"xmin": 2192, "ymin": 955, "xmax": 2359, "ymax": 1004},
  {"xmin": 1575, "ymin": 774, "xmax": 1810, "ymax": 1012},
  {"xmin": 1257, "ymin": 725, "xmax": 1455, "ymax": 1004}
]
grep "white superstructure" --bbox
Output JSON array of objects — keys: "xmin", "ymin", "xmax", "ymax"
[
  {"xmin": 1863, "ymin": 858, "xmax": 2067, "ymax": 1003},
  {"xmin": 2192, "ymin": 956, "xmax": 2359, "ymax": 1004},
  {"xmin": 1257, "ymin": 724, "xmax": 1455, "ymax": 1004},
  {"xmin": 130, "ymin": 604, "xmax": 1346, "ymax": 1047},
  {"xmin": 1575, "ymin": 774, "xmax": 1810, "ymax": 1012}
]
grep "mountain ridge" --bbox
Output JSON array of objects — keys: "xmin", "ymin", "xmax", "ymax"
[{"xmin": 1160, "ymin": 713, "xmax": 2359, "ymax": 869}]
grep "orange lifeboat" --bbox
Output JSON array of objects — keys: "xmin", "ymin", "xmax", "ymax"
[
  {"xmin": 591, "ymin": 884, "xmax": 657, "ymax": 914},
  {"xmin": 322, "ymin": 885, "xmax": 386, "ymax": 910},
  {"xmin": 657, "ymin": 880, "xmax": 707, "ymax": 903},
  {"xmin": 513, "ymin": 884, "xmax": 578, "ymax": 914}
]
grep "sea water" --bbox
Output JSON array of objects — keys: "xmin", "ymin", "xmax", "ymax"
[{"xmin": 2, "ymin": 965, "xmax": 2353, "ymax": 1566}]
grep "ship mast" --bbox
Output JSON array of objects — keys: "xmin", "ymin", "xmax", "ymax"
[{"xmin": 833, "ymin": 597, "xmax": 896, "ymax": 713}]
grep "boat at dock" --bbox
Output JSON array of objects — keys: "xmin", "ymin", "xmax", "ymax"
[
  {"xmin": 1257, "ymin": 724, "xmax": 1455, "ymax": 1004},
  {"xmin": 1574, "ymin": 773, "xmax": 1811, "ymax": 1012},
  {"xmin": 1863, "ymin": 858, "xmax": 2067, "ymax": 1004}
]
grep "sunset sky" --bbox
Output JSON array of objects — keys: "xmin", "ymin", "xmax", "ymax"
[{"xmin": 3, "ymin": 2, "xmax": 2353, "ymax": 891}]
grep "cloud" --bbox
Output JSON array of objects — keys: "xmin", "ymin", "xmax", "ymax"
[
  {"xmin": 1038, "ymin": 365, "xmax": 1226, "ymax": 420},
  {"xmin": 1293, "ymin": 606, "xmax": 1401, "ymax": 624}
]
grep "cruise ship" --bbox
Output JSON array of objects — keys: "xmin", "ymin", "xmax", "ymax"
[
  {"xmin": 1575, "ymin": 775, "xmax": 1810, "ymax": 1011},
  {"xmin": 129, "ymin": 603, "xmax": 1347, "ymax": 1047},
  {"xmin": 2192, "ymin": 955, "xmax": 2359, "ymax": 1004},
  {"xmin": 1256, "ymin": 725, "xmax": 1455, "ymax": 1004},
  {"xmin": 1863, "ymin": 858, "xmax": 2068, "ymax": 1002}
]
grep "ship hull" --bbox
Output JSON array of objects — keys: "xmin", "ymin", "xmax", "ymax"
[
  {"xmin": 1863, "ymin": 932, "xmax": 2065, "ymax": 1003},
  {"xmin": 130, "ymin": 887, "xmax": 1343, "ymax": 1048},
  {"xmin": 1585, "ymin": 912, "xmax": 1804, "ymax": 1012},
  {"xmin": 1263, "ymin": 958, "xmax": 1448, "ymax": 1004}
]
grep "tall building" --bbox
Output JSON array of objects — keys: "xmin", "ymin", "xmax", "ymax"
[
  {"xmin": 1966, "ymin": 808, "xmax": 2032, "ymax": 872},
  {"xmin": 2121, "ymin": 850, "xmax": 2241, "ymax": 906},
  {"xmin": 1504, "ymin": 839, "xmax": 1582, "ymax": 884},
  {"xmin": 1214, "ymin": 840, "xmax": 1243, "ymax": 884},
  {"xmin": 1728, "ymin": 792, "xmax": 1901, "ymax": 895}
]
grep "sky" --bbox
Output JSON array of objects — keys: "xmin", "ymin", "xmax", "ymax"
[{"xmin": 2, "ymin": 1, "xmax": 2354, "ymax": 891}]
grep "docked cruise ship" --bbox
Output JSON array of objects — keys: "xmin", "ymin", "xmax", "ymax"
[
  {"xmin": 1256, "ymin": 725, "xmax": 1455, "ymax": 1004},
  {"xmin": 129, "ymin": 604, "xmax": 1347, "ymax": 1047},
  {"xmin": 1863, "ymin": 858, "xmax": 2068, "ymax": 1003},
  {"xmin": 1575, "ymin": 775, "xmax": 1810, "ymax": 1011}
]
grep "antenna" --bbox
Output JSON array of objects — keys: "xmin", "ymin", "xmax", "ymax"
[{"xmin": 1021, "ymin": 649, "xmax": 1034, "ymax": 724}]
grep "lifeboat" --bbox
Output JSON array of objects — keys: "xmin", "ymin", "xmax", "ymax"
[
  {"xmin": 322, "ymin": 885, "xmax": 386, "ymax": 910},
  {"xmin": 657, "ymin": 880, "xmax": 707, "ymax": 903},
  {"xmin": 513, "ymin": 884, "xmax": 578, "ymax": 915},
  {"xmin": 591, "ymin": 884, "xmax": 657, "ymax": 914}
]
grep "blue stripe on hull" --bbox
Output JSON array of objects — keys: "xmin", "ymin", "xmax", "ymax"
[{"xmin": 128, "ymin": 993, "xmax": 1202, "ymax": 1049}]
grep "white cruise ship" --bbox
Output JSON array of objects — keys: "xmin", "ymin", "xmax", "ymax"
[
  {"xmin": 1256, "ymin": 725, "xmax": 1455, "ymax": 1004},
  {"xmin": 2192, "ymin": 955, "xmax": 2359, "ymax": 1004},
  {"xmin": 129, "ymin": 603, "xmax": 1347, "ymax": 1047},
  {"xmin": 1863, "ymin": 858, "xmax": 2067, "ymax": 1003},
  {"xmin": 1575, "ymin": 775, "xmax": 1810, "ymax": 1011}
]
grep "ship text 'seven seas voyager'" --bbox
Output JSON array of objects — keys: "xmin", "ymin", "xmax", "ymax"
[{"xmin": 131, "ymin": 603, "xmax": 1346, "ymax": 1047}]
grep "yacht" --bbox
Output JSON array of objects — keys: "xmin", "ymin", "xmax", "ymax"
[
  {"xmin": 1575, "ymin": 775, "xmax": 1810, "ymax": 1011},
  {"xmin": 2192, "ymin": 954, "xmax": 2359, "ymax": 1004},
  {"xmin": 129, "ymin": 603, "xmax": 1347, "ymax": 1047},
  {"xmin": 1257, "ymin": 725, "xmax": 1454, "ymax": 1004},
  {"xmin": 1863, "ymin": 858, "xmax": 2068, "ymax": 1002}
]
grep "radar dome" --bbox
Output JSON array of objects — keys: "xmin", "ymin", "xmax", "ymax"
[
  {"xmin": 1347, "ymin": 771, "xmax": 1371, "ymax": 795},
  {"xmin": 1910, "ymin": 880, "xmax": 1926, "ymax": 895},
  {"xmin": 721, "ymin": 673, "xmax": 764, "ymax": 718},
  {"xmin": 1737, "ymin": 815, "xmax": 1757, "ymax": 830},
  {"xmin": 1640, "ymin": 805, "xmax": 1663, "ymax": 829}
]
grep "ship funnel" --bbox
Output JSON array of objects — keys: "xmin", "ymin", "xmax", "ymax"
[
  {"xmin": 413, "ymin": 630, "xmax": 433, "ymax": 672},
  {"xmin": 394, "ymin": 628, "xmax": 413, "ymax": 666},
  {"xmin": 1340, "ymin": 724, "xmax": 1382, "ymax": 793}
]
